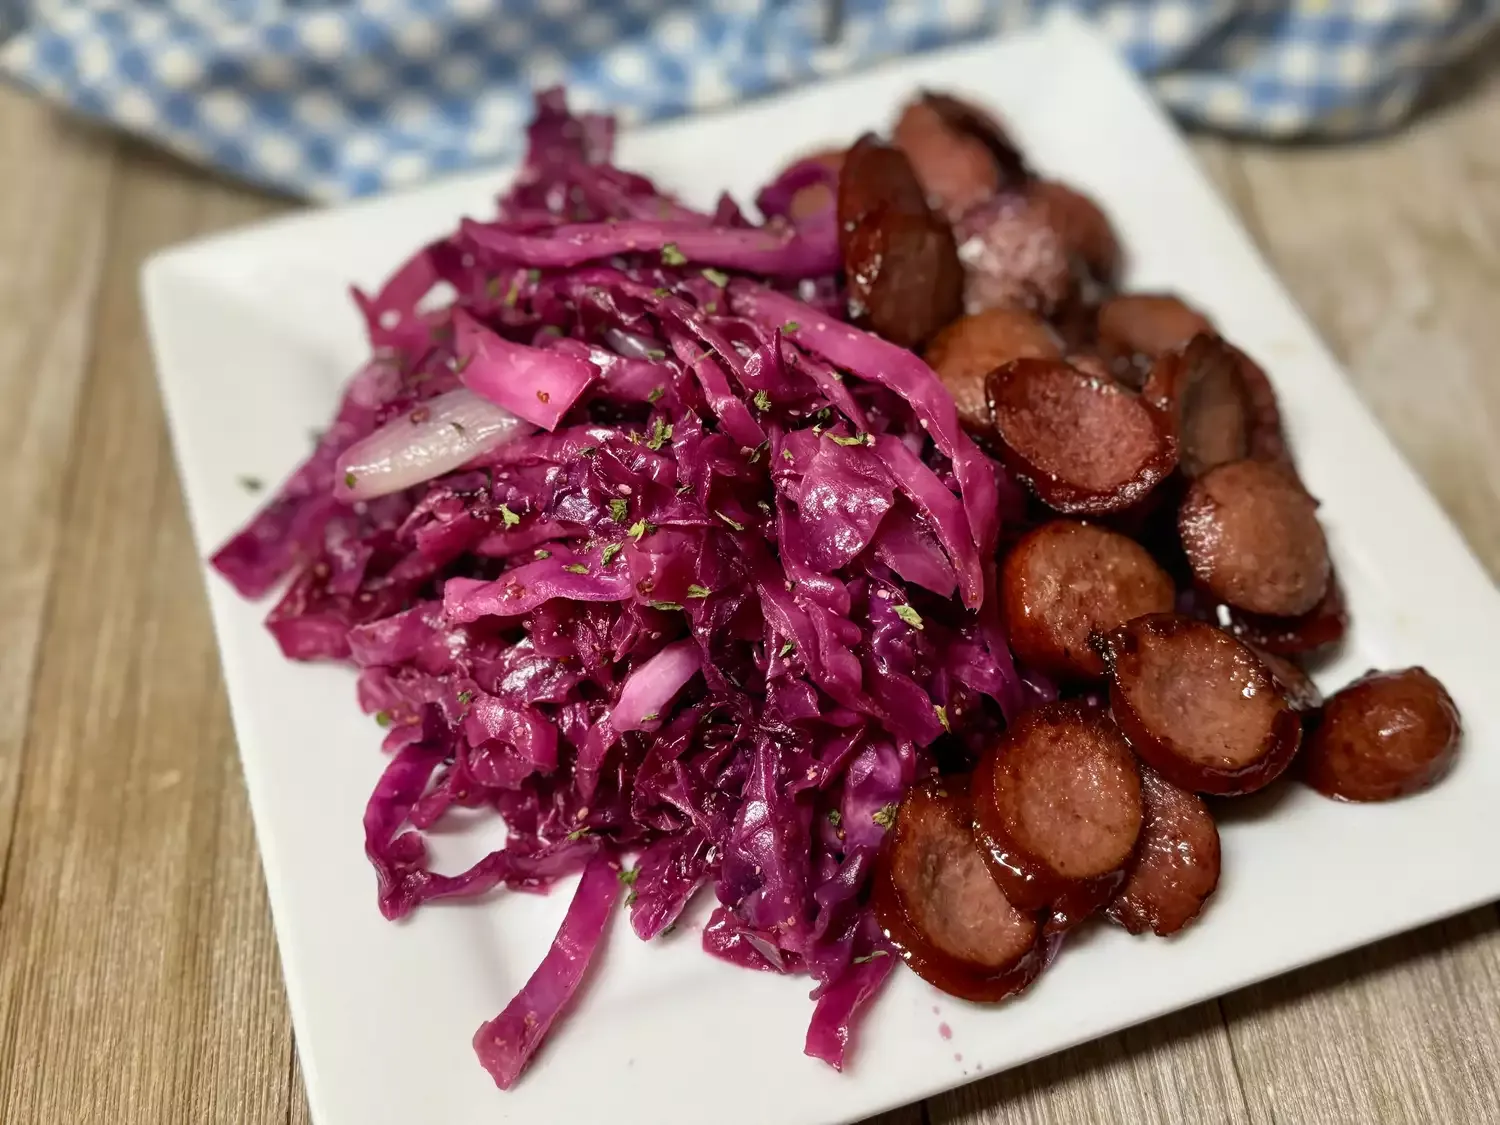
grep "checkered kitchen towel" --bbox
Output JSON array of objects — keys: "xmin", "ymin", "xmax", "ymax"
[{"xmin": 1, "ymin": 1, "xmax": 1495, "ymax": 201}]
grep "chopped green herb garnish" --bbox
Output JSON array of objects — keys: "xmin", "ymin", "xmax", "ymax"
[
  {"xmin": 650, "ymin": 601, "xmax": 684, "ymax": 612},
  {"xmin": 894, "ymin": 604, "xmax": 924, "ymax": 630},
  {"xmin": 752, "ymin": 389, "xmax": 772, "ymax": 412},
  {"xmin": 827, "ymin": 809, "xmax": 841, "ymax": 827},
  {"xmin": 660, "ymin": 242, "xmax": 687, "ymax": 266},
  {"xmin": 601, "ymin": 543, "xmax": 623, "ymax": 566},
  {"xmin": 456, "ymin": 690, "xmax": 474, "ymax": 705},
  {"xmin": 827, "ymin": 432, "xmax": 871, "ymax": 447},
  {"xmin": 716, "ymin": 511, "xmax": 744, "ymax": 532},
  {"xmin": 566, "ymin": 827, "xmax": 590, "ymax": 842},
  {"xmin": 640, "ymin": 712, "xmax": 659, "ymax": 723},
  {"xmin": 237, "ymin": 475, "xmax": 263, "ymax": 492},
  {"xmin": 618, "ymin": 867, "xmax": 640, "ymax": 887},
  {"xmin": 609, "ymin": 497, "xmax": 629, "ymax": 522},
  {"xmin": 852, "ymin": 950, "xmax": 890, "ymax": 965},
  {"xmin": 374, "ymin": 710, "xmax": 393, "ymax": 728},
  {"xmin": 647, "ymin": 385, "xmax": 664, "ymax": 404},
  {"xmin": 781, "ymin": 449, "xmax": 794, "ymax": 463},
  {"xmin": 779, "ymin": 641, "xmax": 795, "ymax": 658},
  {"xmin": 781, "ymin": 320, "xmax": 800, "ymax": 333},
  {"xmin": 624, "ymin": 889, "xmax": 638, "ymax": 908},
  {"xmin": 534, "ymin": 549, "xmax": 552, "ymax": 560},
  {"xmin": 627, "ymin": 519, "xmax": 653, "ymax": 541},
  {"xmin": 646, "ymin": 417, "xmax": 674, "ymax": 451},
  {"xmin": 701, "ymin": 267, "xmax": 730, "ymax": 287},
  {"xmin": 503, "ymin": 276, "xmax": 521, "ymax": 306},
  {"xmin": 935, "ymin": 704, "xmax": 950, "ymax": 732},
  {"xmin": 687, "ymin": 584, "xmax": 711, "ymax": 599},
  {"xmin": 564, "ymin": 563, "xmax": 590, "ymax": 575},
  {"xmin": 344, "ymin": 471, "xmax": 357, "ymax": 488},
  {"xmin": 872, "ymin": 803, "xmax": 899, "ymax": 829},
  {"xmin": 499, "ymin": 504, "xmax": 521, "ymax": 528},
  {"xmin": 652, "ymin": 287, "xmax": 671, "ymax": 299}
]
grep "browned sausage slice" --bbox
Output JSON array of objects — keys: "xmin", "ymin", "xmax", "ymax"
[
  {"xmin": 1179, "ymin": 459, "xmax": 1331, "ymax": 617},
  {"xmin": 892, "ymin": 94, "xmax": 1020, "ymax": 220},
  {"xmin": 1142, "ymin": 334, "xmax": 1251, "ymax": 478},
  {"xmin": 838, "ymin": 135, "xmax": 964, "ymax": 349},
  {"xmin": 872, "ymin": 778, "xmax": 1054, "ymax": 1002},
  {"xmin": 1303, "ymin": 668, "xmax": 1461, "ymax": 801},
  {"xmin": 1106, "ymin": 766, "xmax": 1221, "ymax": 936},
  {"xmin": 986, "ymin": 358, "xmax": 1178, "ymax": 514},
  {"xmin": 1028, "ymin": 180, "xmax": 1121, "ymax": 287},
  {"xmin": 1217, "ymin": 574, "xmax": 1349, "ymax": 657},
  {"xmin": 1001, "ymin": 520, "xmax": 1176, "ymax": 680},
  {"xmin": 1097, "ymin": 293, "xmax": 1213, "ymax": 388},
  {"xmin": 924, "ymin": 309, "xmax": 1062, "ymax": 435},
  {"xmin": 972, "ymin": 701, "xmax": 1143, "ymax": 914},
  {"xmin": 1100, "ymin": 613, "xmax": 1302, "ymax": 796}
]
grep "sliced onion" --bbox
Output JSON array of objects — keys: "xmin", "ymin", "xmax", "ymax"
[
  {"xmin": 610, "ymin": 639, "xmax": 702, "ymax": 731},
  {"xmin": 336, "ymin": 388, "xmax": 530, "ymax": 501}
]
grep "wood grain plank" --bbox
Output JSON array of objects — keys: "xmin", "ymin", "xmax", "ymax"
[
  {"xmin": 0, "ymin": 89, "xmax": 115, "ymax": 899},
  {"xmin": 0, "ymin": 144, "xmax": 293, "ymax": 1125}
]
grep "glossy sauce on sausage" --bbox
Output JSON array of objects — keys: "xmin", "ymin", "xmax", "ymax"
[
  {"xmin": 872, "ymin": 778, "xmax": 1056, "ymax": 1002},
  {"xmin": 986, "ymin": 358, "xmax": 1178, "ymax": 514},
  {"xmin": 972, "ymin": 701, "xmax": 1143, "ymax": 916},
  {"xmin": 925, "ymin": 309, "xmax": 1063, "ymax": 435},
  {"xmin": 1100, "ymin": 613, "xmax": 1302, "ymax": 796},
  {"xmin": 1302, "ymin": 668, "xmax": 1460, "ymax": 801},
  {"xmin": 1097, "ymin": 294, "xmax": 1212, "ymax": 388},
  {"xmin": 1001, "ymin": 520, "xmax": 1176, "ymax": 680},
  {"xmin": 1106, "ymin": 766, "xmax": 1221, "ymax": 936},
  {"xmin": 1179, "ymin": 459, "xmax": 1331, "ymax": 617}
]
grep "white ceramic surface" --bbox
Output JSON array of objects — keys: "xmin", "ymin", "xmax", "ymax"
[{"xmin": 143, "ymin": 14, "xmax": 1500, "ymax": 1125}]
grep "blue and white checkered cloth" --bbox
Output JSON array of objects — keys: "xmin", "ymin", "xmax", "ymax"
[{"xmin": 1, "ymin": 1, "xmax": 1495, "ymax": 201}]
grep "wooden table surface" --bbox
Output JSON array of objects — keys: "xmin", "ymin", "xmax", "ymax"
[{"xmin": 3, "ymin": 62, "xmax": 1500, "ymax": 1125}]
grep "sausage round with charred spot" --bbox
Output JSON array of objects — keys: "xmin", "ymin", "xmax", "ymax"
[
  {"xmin": 986, "ymin": 358, "xmax": 1178, "ymax": 514},
  {"xmin": 972, "ymin": 700, "xmax": 1144, "ymax": 918},
  {"xmin": 872, "ymin": 778, "xmax": 1056, "ymax": 1002},
  {"xmin": 1001, "ymin": 520, "xmax": 1176, "ymax": 680},
  {"xmin": 1097, "ymin": 294, "xmax": 1213, "ymax": 388},
  {"xmin": 1106, "ymin": 766, "xmax": 1221, "ymax": 936},
  {"xmin": 924, "ymin": 309, "xmax": 1062, "ymax": 435},
  {"xmin": 1179, "ymin": 459, "xmax": 1331, "ymax": 617},
  {"xmin": 1100, "ymin": 613, "xmax": 1302, "ymax": 796},
  {"xmin": 838, "ymin": 136, "xmax": 964, "ymax": 349},
  {"xmin": 1303, "ymin": 668, "xmax": 1460, "ymax": 802}
]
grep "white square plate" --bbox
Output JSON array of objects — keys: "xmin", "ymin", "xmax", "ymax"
[{"xmin": 144, "ymin": 14, "xmax": 1500, "ymax": 1125}]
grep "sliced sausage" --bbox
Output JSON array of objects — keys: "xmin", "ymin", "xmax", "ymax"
[
  {"xmin": 838, "ymin": 136, "xmax": 964, "ymax": 349},
  {"xmin": 1179, "ymin": 459, "xmax": 1330, "ymax": 617},
  {"xmin": 1216, "ymin": 574, "xmax": 1349, "ymax": 657},
  {"xmin": 954, "ymin": 191, "xmax": 1075, "ymax": 317},
  {"xmin": 892, "ymin": 93, "xmax": 1024, "ymax": 220},
  {"xmin": 1253, "ymin": 647, "xmax": 1323, "ymax": 713},
  {"xmin": 1303, "ymin": 668, "xmax": 1460, "ymax": 802},
  {"xmin": 1142, "ymin": 334, "xmax": 1252, "ymax": 478},
  {"xmin": 986, "ymin": 358, "xmax": 1178, "ymax": 514},
  {"xmin": 1097, "ymin": 294, "xmax": 1213, "ymax": 388},
  {"xmin": 1001, "ymin": 520, "xmax": 1176, "ymax": 680},
  {"xmin": 1100, "ymin": 613, "xmax": 1302, "ymax": 796},
  {"xmin": 924, "ymin": 309, "xmax": 1062, "ymax": 435},
  {"xmin": 1106, "ymin": 766, "xmax": 1221, "ymax": 936},
  {"xmin": 1028, "ymin": 179, "xmax": 1121, "ymax": 288},
  {"xmin": 972, "ymin": 700, "xmax": 1143, "ymax": 915},
  {"xmin": 872, "ymin": 778, "xmax": 1054, "ymax": 1002}
]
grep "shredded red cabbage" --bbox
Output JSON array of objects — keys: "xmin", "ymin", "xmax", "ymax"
[{"xmin": 212, "ymin": 89, "xmax": 1029, "ymax": 1088}]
